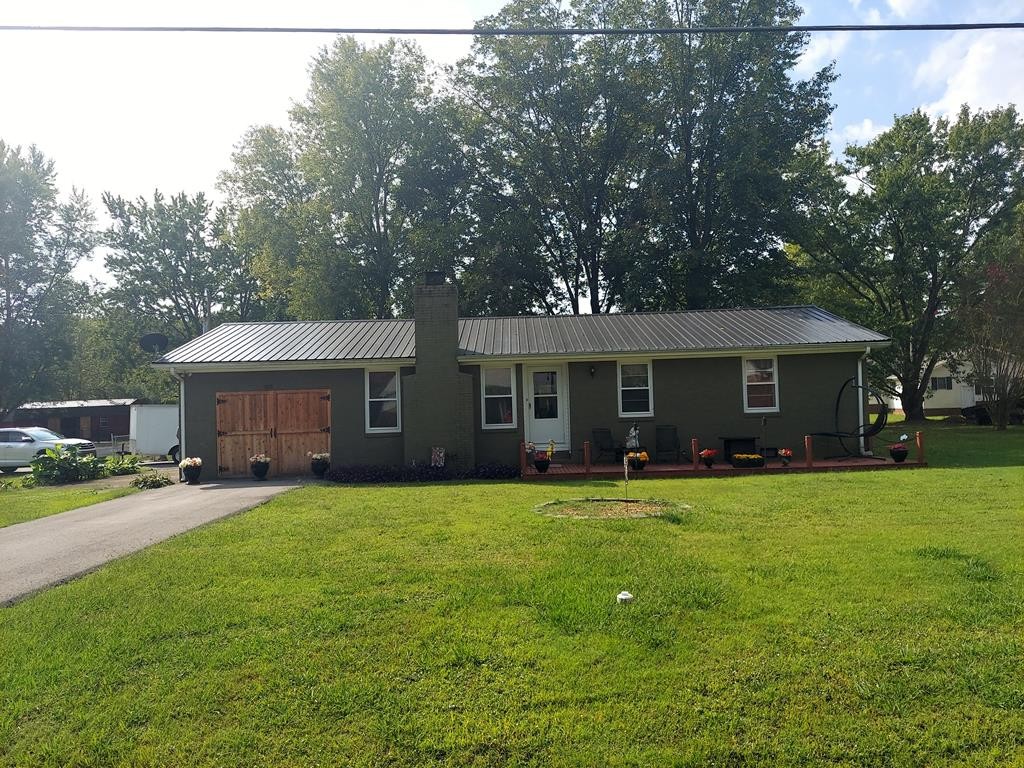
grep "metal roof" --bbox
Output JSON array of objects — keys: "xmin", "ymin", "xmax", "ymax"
[
  {"xmin": 156, "ymin": 306, "xmax": 887, "ymax": 367},
  {"xmin": 17, "ymin": 399, "xmax": 139, "ymax": 409}
]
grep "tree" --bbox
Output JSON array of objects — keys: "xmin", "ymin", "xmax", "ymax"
[
  {"xmin": 633, "ymin": 0, "xmax": 834, "ymax": 311},
  {"xmin": 455, "ymin": 0, "xmax": 659, "ymax": 314},
  {"xmin": 958, "ymin": 211, "xmax": 1024, "ymax": 429},
  {"xmin": 0, "ymin": 142, "xmax": 94, "ymax": 415},
  {"xmin": 103, "ymin": 190, "xmax": 266, "ymax": 342},
  {"xmin": 791, "ymin": 107, "xmax": 1024, "ymax": 421}
]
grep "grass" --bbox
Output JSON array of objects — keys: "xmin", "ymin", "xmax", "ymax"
[
  {"xmin": 0, "ymin": 481, "xmax": 137, "ymax": 528},
  {"xmin": 0, "ymin": 425, "xmax": 1022, "ymax": 766}
]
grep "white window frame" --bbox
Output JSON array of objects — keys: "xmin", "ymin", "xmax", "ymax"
[
  {"xmin": 365, "ymin": 368, "xmax": 402, "ymax": 434},
  {"xmin": 617, "ymin": 360, "xmax": 654, "ymax": 418},
  {"xmin": 742, "ymin": 355, "xmax": 780, "ymax": 414},
  {"xmin": 480, "ymin": 365, "xmax": 518, "ymax": 430}
]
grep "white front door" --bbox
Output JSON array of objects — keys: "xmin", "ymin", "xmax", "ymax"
[{"xmin": 524, "ymin": 364, "xmax": 569, "ymax": 451}]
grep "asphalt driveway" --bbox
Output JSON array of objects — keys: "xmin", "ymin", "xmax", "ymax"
[{"xmin": 0, "ymin": 479, "xmax": 293, "ymax": 605}]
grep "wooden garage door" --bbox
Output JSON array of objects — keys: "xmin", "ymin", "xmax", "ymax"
[{"xmin": 216, "ymin": 390, "xmax": 330, "ymax": 477}]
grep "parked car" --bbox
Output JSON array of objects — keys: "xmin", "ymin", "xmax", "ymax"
[
  {"xmin": 0, "ymin": 427, "xmax": 97, "ymax": 472},
  {"xmin": 961, "ymin": 399, "xmax": 1024, "ymax": 425}
]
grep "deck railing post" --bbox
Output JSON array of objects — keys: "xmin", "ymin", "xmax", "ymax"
[
  {"xmin": 915, "ymin": 431, "xmax": 925, "ymax": 465},
  {"xmin": 691, "ymin": 438, "xmax": 699, "ymax": 470},
  {"xmin": 519, "ymin": 441, "xmax": 527, "ymax": 476},
  {"xmin": 804, "ymin": 435, "xmax": 814, "ymax": 468},
  {"xmin": 584, "ymin": 440, "xmax": 591, "ymax": 476}
]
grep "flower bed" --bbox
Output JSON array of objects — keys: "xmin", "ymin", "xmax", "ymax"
[
  {"xmin": 731, "ymin": 453, "xmax": 765, "ymax": 468},
  {"xmin": 326, "ymin": 463, "xmax": 520, "ymax": 484}
]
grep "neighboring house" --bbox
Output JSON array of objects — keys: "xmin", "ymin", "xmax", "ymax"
[
  {"xmin": 3, "ymin": 399, "xmax": 140, "ymax": 441},
  {"xmin": 154, "ymin": 273, "xmax": 890, "ymax": 477},
  {"xmin": 887, "ymin": 361, "xmax": 988, "ymax": 416}
]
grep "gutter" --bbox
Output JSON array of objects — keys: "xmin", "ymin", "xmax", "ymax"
[
  {"xmin": 167, "ymin": 368, "xmax": 187, "ymax": 474},
  {"xmin": 858, "ymin": 347, "xmax": 871, "ymax": 455}
]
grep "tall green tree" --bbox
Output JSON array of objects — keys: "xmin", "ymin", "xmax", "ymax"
[
  {"xmin": 0, "ymin": 142, "xmax": 94, "ymax": 415},
  {"xmin": 455, "ymin": 0, "xmax": 659, "ymax": 314},
  {"xmin": 629, "ymin": 0, "xmax": 834, "ymax": 311},
  {"xmin": 791, "ymin": 107, "xmax": 1024, "ymax": 421},
  {"xmin": 103, "ymin": 190, "xmax": 266, "ymax": 341}
]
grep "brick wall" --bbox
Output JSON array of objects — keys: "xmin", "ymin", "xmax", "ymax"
[{"xmin": 403, "ymin": 280, "xmax": 476, "ymax": 469}]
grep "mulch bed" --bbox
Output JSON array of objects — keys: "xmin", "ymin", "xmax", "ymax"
[{"xmin": 535, "ymin": 498, "xmax": 686, "ymax": 519}]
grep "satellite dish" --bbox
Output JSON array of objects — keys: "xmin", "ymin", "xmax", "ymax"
[{"xmin": 139, "ymin": 333, "xmax": 169, "ymax": 356}]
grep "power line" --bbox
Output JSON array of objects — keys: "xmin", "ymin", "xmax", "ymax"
[{"xmin": 0, "ymin": 22, "xmax": 1022, "ymax": 36}]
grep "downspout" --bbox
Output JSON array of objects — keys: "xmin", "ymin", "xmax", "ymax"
[
  {"xmin": 858, "ymin": 347, "xmax": 871, "ymax": 455},
  {"xmin": 168, "ymin": 368, "xmax": 187, "ymax": 476}
]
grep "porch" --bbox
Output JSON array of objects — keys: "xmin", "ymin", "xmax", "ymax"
[{"xmin": 520, "ymin": 432, "xmax": 928, "ymax": 480}]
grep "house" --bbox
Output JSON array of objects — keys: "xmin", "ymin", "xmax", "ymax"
[
  {"xmin": 3, "ymin": 399, "xmax": 140, "ymax": 441},
  {"xmin": 154, "ymin": 273, "xmax": 890, "ymax": 478},
  {"xmin": 886, "ymin": 361, "xmax": 988, "ymax": 416}
]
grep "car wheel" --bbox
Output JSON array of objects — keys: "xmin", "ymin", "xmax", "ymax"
[
  {"xmin": 0, "ymin": 467, "xmax": 18, "ymax": 474},
  {"xmin": 169, "ymin": 446, "xmax": 180, "ymax": 464}
]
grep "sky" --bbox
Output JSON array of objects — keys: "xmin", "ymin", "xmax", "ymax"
[{"xmin": 2, "ymin": 0, "xmax": 1023, "ymax": 281}]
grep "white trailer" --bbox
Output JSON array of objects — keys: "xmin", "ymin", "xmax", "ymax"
[{"xmin": 129, "ymin": 404, "xmax": 180, "ymax": 461}]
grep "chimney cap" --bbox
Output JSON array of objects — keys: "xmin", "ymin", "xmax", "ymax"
[{"xmin": 423, "ymin": 270, "xmax": 446, "ymax": 286}]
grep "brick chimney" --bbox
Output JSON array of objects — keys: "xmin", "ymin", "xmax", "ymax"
[{"xmin": 402, "ymin": 273, "xmax": 475, "ymax": 468}]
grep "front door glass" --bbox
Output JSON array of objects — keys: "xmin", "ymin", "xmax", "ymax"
[{"xmin": 532, "ymin": 371, "xmax": 559, "ymax": 419}]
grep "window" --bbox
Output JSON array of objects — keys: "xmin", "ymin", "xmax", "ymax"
[
  {"xmin": 930, "ymin": 376, "xmax": 953, "ymax": 391},
  {"xmin": 481, "ymin": 366, "xmax": 517, "ymax": 429},
  {"xmin": 365, "ymin": 369, "xmax": 401, "ymax": 433},
  {"xmin": 743, "ymin": 357, "xmax": 779, "ymax": 413},
  {"xmin": 98, "ymin": 416, "xmax": 110, "ymax": 428},
  {"xmin": 618, "ymin": 361, "xmax": 653, "ymax": 417}
]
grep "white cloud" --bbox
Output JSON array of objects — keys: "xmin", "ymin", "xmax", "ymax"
[
  {"xmin": 794, "ymin": 32, "xmax": 851, "ymax": 77},
  {"xmin": 840, "ymin": 118, "xmax": 888, "ymax": 143},
  {"xmin": 915, "ymin": 30, "xmax": 1024, "ymax": 116},
  {"xmin": 885, "ymin": 0, "xmax": 930, "ymax": 18}
]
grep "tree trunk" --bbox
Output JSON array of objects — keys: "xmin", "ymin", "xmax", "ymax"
[{"xmin": 900, "ymin": 388, "xmax": 928, "ymax": 423}]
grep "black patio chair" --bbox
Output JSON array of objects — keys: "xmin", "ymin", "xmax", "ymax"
[
  {"xmin": 655, "ymin": 425, "xmax": 682, "ymax": 463},
  {"xmin": 591, "ymin": 428, "xmax": 617, "ymax": 463},
  {"xmin": 811, "ymin": 376, "xmax": 890, "ymax": 460}
]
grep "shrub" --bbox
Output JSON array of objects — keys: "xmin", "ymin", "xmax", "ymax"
[
  {"xmin": 325, "ymin": 462, "xmax": 519, "ymax": 484},
  {"xmin": 105, "ymin": 454, "xmax": 142, "ymax": 476},
  {"xmin": 31, "ymin": 446, "xmax": 108, "ymax": 485},
  {"xmin": 130, "ymin": 473, "xmax": 174, "ymax": 489}
]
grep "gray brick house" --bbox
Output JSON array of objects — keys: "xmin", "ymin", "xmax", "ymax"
[{"xmin": 155, "ymin": 273, "xmax": 889, "ymax": 477}]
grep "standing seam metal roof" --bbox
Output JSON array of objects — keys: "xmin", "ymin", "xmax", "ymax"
[{"xmin": 156, "ymin": 306, "xmax": 888, "ymax": 366}]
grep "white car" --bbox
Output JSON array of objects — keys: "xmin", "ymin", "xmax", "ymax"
[{"xmin": 0, "ymin": 427, "xmax": 97, "ymax": 473}]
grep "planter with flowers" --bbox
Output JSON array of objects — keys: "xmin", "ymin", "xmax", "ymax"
[
  {"xmin": 179, "ymin": 456, "xmax": 203, "ymax": 484},
  {"xmin": 732, "ymin": 453, "xmax": 765, "ymax": 468},
  {"xmin": 249, "ymin": 453, "xmax": 271, "ymax": 480},
  {"xmin": 778, "ymin": 448, "xmax": 794, "ymax": 467},
  {"xmin": 889, "ymin": 434, "xmax": 909, "ymax": 463},
  {"xmin": 308, "ymin": 451, "xmax": 330, "ymax": 478},
  {"xmin": 527, "ymin": 440, "xmax": 556, "ymax": 473},
  {"xmin": 698, "ymin": 448, "xmax": 718, "ymax": 468},
  {"xmin": 626, "ymin": 450, "xmax": 649, "ymax": 470}
]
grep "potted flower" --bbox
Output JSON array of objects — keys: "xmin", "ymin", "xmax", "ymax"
[
  {"xmin": 626, "ymin": 450, "xmax": 649, "ymax": 470},
  {"xmin": 527, "ymin": 442, "xmax": 551, "ymax": 473},
  {"xmin": 698, "ymin": 448, "xmax": 718, "ymax": 468},
  {"xmin": 249, "ymin": 453, "xmax": 271, "ymax": 480},
  {"xmin": 778, "ymin": 448, "xmax": 793, "ymax": 467},
  {"xmin": 889, "ymin": 434, "xmax": 910, "ymax": 463},
  {"xmin": 308, "ymin": 451, "xmax": 330, "ymax": 478},
  {"xmin": 179, "ymin": 456, "xmax": 202, "ymax": 485},
  {"xmin": 732, "ymin": 453, "xmax": 765, "ymax": 468}
]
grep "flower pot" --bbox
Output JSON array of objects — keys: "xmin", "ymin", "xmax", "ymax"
[
  {"xmin": 780, "ymin": 457, "xmax": 791, "ymax": 467},
  {"xmin": 311, "ymin": 459, "xmax": 330, "ymax": 478},
  {"xmin": 182, "ymin": 466, "xmax": 201, "ymax": 485},
  {"xmin": 251, "ymin": 462, "xmax": 270, "ymax": 480},
  {"xmin": 533, "ymin": 459, "xmax": 550, "ymax": 473},
  {"xmin": 702, "ymin": 458, "xmax": 714, "ymax": 468},
  {"xmin": 890, "ymin": 448, "xmax": 908, "ymax": 463},
  {"xmin": 628, "ymin": 458, "xmax": 647, "ymax": 471}
]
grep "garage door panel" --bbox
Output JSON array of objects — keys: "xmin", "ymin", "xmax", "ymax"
[{"xmin": 216, "ymin": 390, "xmax": 330, "ymax": 477}]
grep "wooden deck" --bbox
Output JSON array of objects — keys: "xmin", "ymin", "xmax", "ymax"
[{"xmin": 522, "ymin": 456, "xmax": 926, "ymax": 481}]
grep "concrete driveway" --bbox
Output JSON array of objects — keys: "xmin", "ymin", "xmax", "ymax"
[{"xmin": 0, "ymin": 479, "xmax": 294, "ymax": 606}]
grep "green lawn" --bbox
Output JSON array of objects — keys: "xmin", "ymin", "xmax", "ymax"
[
  {"xmin": 1, "ymin": 426, "xmax": 1022, "ymax": 766},
  {"xmin": 0, "ymin": 482, "xmax": 138, "ymax": 528}
]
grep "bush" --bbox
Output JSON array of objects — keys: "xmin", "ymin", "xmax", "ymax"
[
  {"xmin": 105, "ymin": 454, "xmax": 142, "ymax": 476},
  {"xmin": 130, "ymin": 473, "xmax": 174, "ymax": 489},
  {"xmin": 31, "ymin": 446, "xmax": 108, "ymax": 485},
  {"xmin": 325, "ymin": 462, "xmax": 519, "ymax": 484}
]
